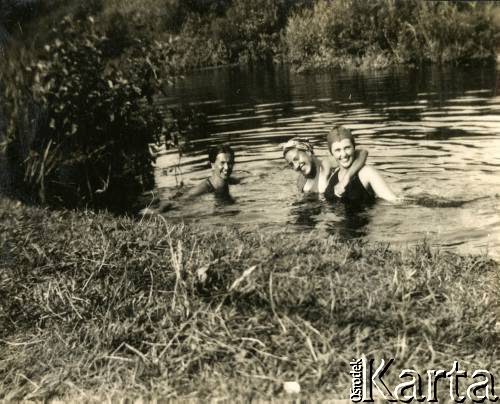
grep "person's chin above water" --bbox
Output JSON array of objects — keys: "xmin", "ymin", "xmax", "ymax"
[
  {"xmin": 212, "ymin": 152, "xmax": 233, "ymax": 181},
  {"xmin": 300, "ymin": 160, "xmax": 313, "ymax": 177},
  {"xmin": 181, "ymin": 143, "xmax": 235, "ymax": 199}
]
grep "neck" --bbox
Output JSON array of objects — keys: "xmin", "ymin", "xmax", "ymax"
[
  {"xmin": 336, "ymin": 165, "xmax": 350, "ymax": 182},
  {"xmin": 210, "ymin": 173, "xmax": 227, "ymax": 190}
]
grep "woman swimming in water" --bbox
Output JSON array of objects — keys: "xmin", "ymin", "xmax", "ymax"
[
  {"xmin": 183, "ymin": 143, "xmax": 235, "ymax": 198},
  {"xmin": 324, "ymin": 126, "xmax": 399, "ymax": 203},
  {"xmin": 282, "ymin": 137, "xmax": 368, "ymax": 195},
  {"xmin": 142, "ymin": 144, "xmax": 235, "ymax": 215}
]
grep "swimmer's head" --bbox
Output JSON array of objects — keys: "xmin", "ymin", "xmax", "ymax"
[
  {"xmin": 208, "ymin": 144, "xmax": 235, "ymax": 164},
  {"xmin": 208, "ymin": 144, "xmax": 234, "ymax": 180},
  {"xmin": 282, "ymin": 137, "xmax": 316, "ymax": 177},
  {"xmin": 327, "ymin": 125, "xmax": 356, "ymax": 154},
  {"xmin": 327, "ymin": 126, "xmax": 356, "ymax": 170}
]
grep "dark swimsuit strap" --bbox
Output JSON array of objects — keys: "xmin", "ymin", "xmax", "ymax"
[
  {"xmin": 206, "ymin": 177, "xmax": 230, "ymax": 195},
  {"xmin": 205, "ymin": 177, "xmax": 216, "ymax": 192},
  {"xmin": 327, "ymin": 167, "xmax": 339, "ymax": 184},
  {"xmin": 325, "ymin": 167, "xmax": 374, "ymax": 202}
]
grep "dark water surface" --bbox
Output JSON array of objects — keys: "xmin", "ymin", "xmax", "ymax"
[{"xmin": 150, "ymin": 65, "xmax": 500, "ymax": 259}]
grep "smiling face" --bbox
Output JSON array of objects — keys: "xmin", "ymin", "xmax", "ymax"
[
  {"xmin": 330, "ymin": 138, "xmax": 355, "ymax": 169},
  {"xmin": 284, "ymin": 148, "xmax": 314, "ymax": 177},
  {"xmin": 212, "ymin": 152, "xmax": 234, "ymax": 180}
]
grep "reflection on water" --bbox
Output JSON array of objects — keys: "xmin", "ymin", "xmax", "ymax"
[
  {"xmin": 324, "ymin": 202, "xmax": 373, "ymax": 240},
  {"xmin": 289, "ymin": 195, "xmax": 324, "ymax": 229},
  {"xmin": 149, "ymin": 65, "xmax": 500, "ymax": 259}
]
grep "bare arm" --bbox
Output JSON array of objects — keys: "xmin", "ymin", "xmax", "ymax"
[
  {"xmin": 297, "ymin": 173, "xmax": 307, "ymax": 192},
  {"xmin": 345, "ymin": 149, "xmax": 367, "ymax": 184},
  {"xmin": 318, "ymin": 158, "xmax": 334, "ymax": 193},
  {"xmin": 361, "ymin": 166, "xmax": 399, "ymax": 203},
  {"xmin": 182, "ymin": 179, "xmax": 211, "ymax": 199}
]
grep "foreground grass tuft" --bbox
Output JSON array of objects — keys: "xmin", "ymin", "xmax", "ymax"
[{"xmin": 0, "ymin": 197, "xmax": 498, "ymax": 401}]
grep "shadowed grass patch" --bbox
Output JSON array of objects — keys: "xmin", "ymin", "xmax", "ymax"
[{"xmin": 0, "ymin": 197, "xmax": 498, "ymax": 401}]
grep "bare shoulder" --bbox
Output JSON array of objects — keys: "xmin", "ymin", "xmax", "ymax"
[
  {"xmin": 183, "ymin": 179, "xmax": 210, "ymax": 198},
  {"xmin": 358, "ymin": 165, "xmax": 376, "ymax": 179},
  {"xmin": 358, "ymin": 165, "xmax": 382, "ymax": 188}
]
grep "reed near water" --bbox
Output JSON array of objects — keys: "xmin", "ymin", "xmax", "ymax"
[{"xmin": 0, "ymin": 197, "xmax": 498, "ymax": 400}]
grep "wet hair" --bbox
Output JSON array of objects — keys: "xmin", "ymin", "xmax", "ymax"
[
  {"xmin": 326, "ymin": 125, "xmax": 356, "ymax": 153},
  {"xmin": 208, "ymin": 144, "xmax": 235, "ymax": 164}
]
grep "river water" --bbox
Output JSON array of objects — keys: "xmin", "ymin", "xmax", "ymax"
[{"xmin": 149, "ymin": 65, "xmax": 500, "ymax": 259}]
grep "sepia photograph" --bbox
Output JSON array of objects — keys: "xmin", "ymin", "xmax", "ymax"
[{"xmin": 1, "ymin": 0, "xmax": 499, "ymax": 402}]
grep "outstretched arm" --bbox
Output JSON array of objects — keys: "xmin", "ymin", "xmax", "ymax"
[
  {"xmin": 362, "ymin": 166, "xmax": 399, "ymax": 203},
  {"xmin": 182, "ymin": 179, "xmax": 211, "ymax": 199}
]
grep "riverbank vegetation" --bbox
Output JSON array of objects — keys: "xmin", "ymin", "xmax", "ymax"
[
  {"xmin": 0, "ymin": 2, "xmax": 216, "ymax": 211},
  {"xmin": 2, "ymin": 0, "xmax": 498, "ymax": 71},
  {"xmin": 2, "ymin": 18, "xmax": 168, "ymax": 209},
  {"xmin": 286, "ymin": 1, "xmax": 500, "ymax": 70},
  {"xmin": 0, "ymin": 197, "xmax": 498, "ymax": 400},
  {"xmin": 1, "ymin": 12, "xmax": 185, "ymax": 211}
]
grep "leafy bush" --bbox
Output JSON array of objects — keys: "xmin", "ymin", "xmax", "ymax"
[
  {"xmin": 285, "ymin": 0, "xmax": 499, "ymax": 71},
  {"xmin": 285, "ymin": 1, "xmax": 332, "ymax": 70},
  {"xmin": 415, "ymin": 2, "xmax": 497, "ymax": 64},
  {"xmin": 1, "ymin": 16, "xmax": 173, "ymax": 211},
  {"xmin": 173, "ymin": 15, "xmax": 230, "ymax": 68},
  {"xmin": 2, "ymin": 0, "xmax": 499, "ymax": 72},
  {"xmin": 169, "ymin": 0, "xmax": 291, "ymax": 67},
  {"xmin": 220, "ymin": 0, "xmax": 289, "ymax": 64}
]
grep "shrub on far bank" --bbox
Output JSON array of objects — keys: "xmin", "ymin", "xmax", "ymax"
[
  {"xmin": 285, "ymin": 0, "xmax": 499, "ymax": 71},
  {"xmin": 172, "ymin": 0, "xmax": 290, "ymax": 68},
  {"xmin": 3, "ymin": 0, "xmax": 498, "ymax": 72},
  {"xmin": 217, "ymin": 0, "xmax": 289, "ymax": 64},
  {"xmin": 415, "ymin": 2, "xmax": 498, "ymax": 64}
]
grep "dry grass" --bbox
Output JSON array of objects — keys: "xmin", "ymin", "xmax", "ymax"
[
  {"xmin": 0, "ymin": 197, "xmax": 498, "ymax": 401},
  {"xmin": 102, "ymin": 0, "xmax": 167, "ymax": 17}
]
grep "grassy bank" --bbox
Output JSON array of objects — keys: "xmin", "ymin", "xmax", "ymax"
[{"xmin": 0, "ymin": 197, "xmax": 498, "ymax": 401}]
